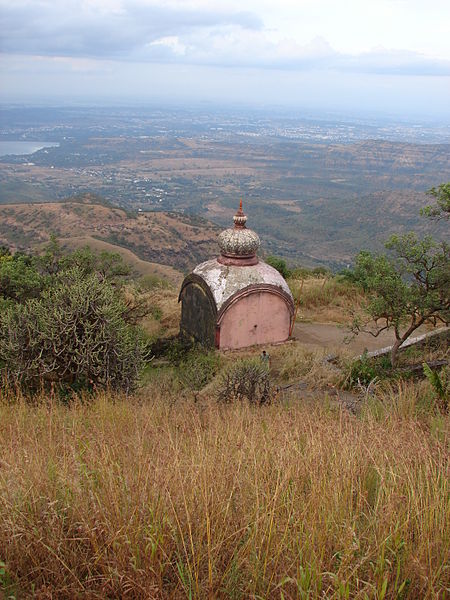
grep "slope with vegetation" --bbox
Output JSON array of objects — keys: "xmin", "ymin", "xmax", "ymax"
[
  {"xmin": 0, "ymin": 194, "xmax": 220, "ymax": 273},
  {"xmin": 0, "ymin": 241, "xmax": 150, "ymax": 393}
]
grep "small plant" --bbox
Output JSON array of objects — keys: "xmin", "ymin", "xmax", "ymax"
[
  {"xmin": 217, "ymin": 359, "xmax": 271, "ymax": 404},
  {"xmin": 179, "ymin": 349, "xmax": 220, "ymax": 391},
  {"xmin": 344, "ymin": 351, "xmax": 392, "ymax": 388},
  {"xmin": 312, "ymin": 265, "xmax": 329, "ymax": 276},
  {"xmin": 0, "ymin": 560, "xmax": 16, "ymax": 599},
  {"xmin": 266, "ymin": 256, "xmax": 291, "ymax": 278},
  {"xmin": 423, "ymin": 363, "xmax": 449, "ymax": 413},
  {"xmin": 139, "ymin": 274, "xmax": 170, "ymax": 291}
]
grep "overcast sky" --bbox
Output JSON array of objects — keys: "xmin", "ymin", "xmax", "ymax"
[{"xmin": 1, "ymin": 0, "xmax": 449, "ymax": 117}]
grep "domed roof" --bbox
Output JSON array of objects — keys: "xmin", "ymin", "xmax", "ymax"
[
  {"xmin": 192, "ymin": 258, "xmax": 293, "ymax": 313},
  {"xmin": 217, "ymin": 200, "xmax": 260, "ymax": 266},
  {"xmin": 181, "ymin": 200, "xmax": 294, "ymax": 315}
]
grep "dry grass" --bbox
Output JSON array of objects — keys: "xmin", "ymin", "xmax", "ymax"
[
  {"xmin": 289, "ymin": 277, "xmax": 365, "ymax": 324},
  {"xmin": 141, "ymin": 286, "xmax": 181, "ymax": 340},
  {"xmin": 59, "ymin": 236, "xmax": 183, "ymax": 285},
  {"xmin": 1, "ymin": 388, "xmax": 448, "ymax": 599}
]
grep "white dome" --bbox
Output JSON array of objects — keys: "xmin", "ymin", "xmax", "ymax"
[{"xmin": 193, "ymin": 258, "xmax": 293, "ymax": 313}]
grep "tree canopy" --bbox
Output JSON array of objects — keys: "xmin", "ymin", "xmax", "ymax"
[
  {"xmin": 349, "ymin": 232, "xmax": 449, "ymax": 366},
  {"xmin": 421, "ymin": 183, "xmax": 450, "ymax": 221}
]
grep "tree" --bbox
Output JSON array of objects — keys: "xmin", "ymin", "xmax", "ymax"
[
  {"xmin": 421, "ymin": 183, "xmax": 450, "ymax": 221},
  {"xmin": 0, "ymin": 252, "xmax": 45, "ymax": 307},
  {"xmin": 35, "ymin": 236, "xmax": 131, "ymax": 283},
  {"xmin": 349, "ymin": 233, "xmax": 449, "ymax": 367},
  {"xmin": 266, "ymin": 255, "xmax": 291, "ymax": 278}
]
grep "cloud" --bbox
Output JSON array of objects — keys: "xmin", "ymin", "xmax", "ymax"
[
  {"xmin": 0, "ymin": 0, "xmax": 262, "ymax": 58},
  {"xmin": 0, "ymin": 0, "xmax": 449, "ymax": 76}
]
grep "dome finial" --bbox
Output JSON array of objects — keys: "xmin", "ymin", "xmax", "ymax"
[
  {"xmin": 233, "ymin": 199, "xmax": 247, "ymax": 229},
  {"xmin": 217, "ymin": 200, "xmax": 260, "ymax": 266}
]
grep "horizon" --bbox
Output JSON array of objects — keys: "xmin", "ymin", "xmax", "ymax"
[
  {"xmin": 1, "ymin": 98, "xmax": 450, "ymax": 128},
  {"xmin": 1, "ymin": 0, "xmax": 450, "ymax": 120}
]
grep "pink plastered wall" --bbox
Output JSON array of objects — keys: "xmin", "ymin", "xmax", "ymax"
[{"xmin": 218, "ymin": 291, "xmax": 291, "ymax": 350}]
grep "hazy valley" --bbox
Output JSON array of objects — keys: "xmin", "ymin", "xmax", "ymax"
[{"xmin": 1, "ymin": 106, "xmax": 448, "ymax": 269}]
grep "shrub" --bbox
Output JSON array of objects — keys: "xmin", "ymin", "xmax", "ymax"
[
  {"xmin": 290, "ymin": 266, "xmax": 313, "ymax": 279},
  {"xmin": 138, "ymin": 274, "xmax": 170, "ymax": 291},
  {"xmin": 344, "ymin": 351, "xmax": 392, "ymax": 388},
  {"xmin": 0, "ymin": 268, "xmax": 144, "ymax": 394},
  {"xmin": 179, "ymin": 350, "xmax": 220, "ymax": 391},
  {"xmin": 423, "ymin": 363, "xmax": 449, "ymax": 413},
  {"xmin": 266, "ymin": 255, "xmax": 291, "ymax": 278},
  {"xmin": 217, "ymin": 359, "xmax": 271, "ymax": 404}
]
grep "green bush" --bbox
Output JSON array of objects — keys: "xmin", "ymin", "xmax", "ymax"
[
  {"xmin": 290, "ymin": 266, "xmax": 313, "ymax": 279},
  {"xmin": 179, "ymin": 350, "xmax": 220, "ymax": 391},
  {"xmin": 0, "ymin": 268, "xmax": 144, "ymax": 394},
  {"xmin": 423, "ymin": 363, "xmax": 449, "ymax": 413},
  {"xmin": 344, "ymin": 352, "xmax": 392, "ymax": 388},
  {"xmin": 139, "ymin": 274, "xmax": 170, "ymax": 291},
  {"xmin": 266, "ymin": 256, "xmax": 291, "ymax": 279}
]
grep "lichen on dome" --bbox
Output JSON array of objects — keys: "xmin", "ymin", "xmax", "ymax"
[
  {"xmin": 193, "ymin": 258, "xmax": 293, "ymax": 313},
  {"xmin": 218, "ymin": 228, "xmax": 260, "ymax": 258}
]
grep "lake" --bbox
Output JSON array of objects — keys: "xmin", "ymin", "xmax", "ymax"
[{"xmin": 0, "ymin": 141, "xmax": 59, "ymax": 157}]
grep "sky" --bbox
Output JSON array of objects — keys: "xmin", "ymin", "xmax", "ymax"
[{"xmin": 1, "ymin": 0, "xmax": 450, "ymax": 117}]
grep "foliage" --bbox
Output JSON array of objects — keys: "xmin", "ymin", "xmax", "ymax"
[
  {"xmin": 145, "ymin": 337, "xmax": 220, "ymax": 391},
  {"xmin": 35, "ymin": 235, "xmax": 131, "ymax": 282},
  {"xmin": 0, "ymin": 253, "xmax": 45, "ymax": 308},
  {"xmin": 217, "ymin": 358, "xmax": 271, "ymax": 404},
  {"xmin": 312, "ymin": 265, "xmax": 330, "ymax": 276},
  {"xmin": 0, "ymin": 237, "xmax": 132, "ymax": 309},
  {"xmin": 421, "ymin": 182, "xmax": 450, "ymax": 221},
  {"xmin": 0, "ymin": 268, "xmax": 144, "ymax": 394},
  {"xmin": 266, "ymin": 255, "xmax": 291, "ymax": 278},
  {"xmin": 344, "ymin": 351, "xmax": 392, "ymax": 388},
  {"xmin": 178, "ymin": 349, "xmax": 220, "ymax": 391},
  {"xmin": 0, "ymin": 240, "xmax": 150, "ymax": 394},
  {"xmin": 422, "ymin": 363, "xmax": 449, "ymax": 413},
  {"xmin": 349, "ymin": 233, "xmax": 449, "ymax": 366},
  {"xmin": 138, "ymin": 273, "xmax": 171, "ymax": 291},
  {"xmin": 290, "ymin": 265, "xmax": 313, "ymax": 279}
]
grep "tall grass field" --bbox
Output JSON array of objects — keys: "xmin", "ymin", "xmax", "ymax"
[{"xmin": 1, "ymin": 388, "xmax": 448, "ymax": 599}]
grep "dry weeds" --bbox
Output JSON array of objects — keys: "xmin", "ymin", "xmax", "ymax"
[
  {"xmin": 289, "ymin": 277, "xmax": 366, "ymax": 324},
  {"xmin": 1, "ymin": 388, "xmax": 448, "ymax": 599}
]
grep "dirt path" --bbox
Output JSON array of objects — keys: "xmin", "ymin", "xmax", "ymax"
[{"xmin": 293, "ymin": 322, "xmax": 428, "ymax": 355}]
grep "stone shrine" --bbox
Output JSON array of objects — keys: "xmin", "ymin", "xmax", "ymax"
[{"xmin": 178, "ymin": 202, "xmax": 294, "ymax": 350}]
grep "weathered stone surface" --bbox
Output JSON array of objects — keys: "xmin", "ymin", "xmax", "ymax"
[
  {"xmin": 180, "ymin": 280, "xmax": 216, "ymax": 347},
  {"xmin": 193, "ymin": 258, "xmax": 293, "ymax": 313},
  {"xmin": 218, "ymin": 227, "xmax": 260, "ymax": 258}
]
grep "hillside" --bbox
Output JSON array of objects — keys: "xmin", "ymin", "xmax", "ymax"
[
  {"xmin": 258, "ymin": 189, "xmax": 449, "ymax": 268},
  {"xmin": 0, "ymin": 197, "xmax": 221, "ymax": 273}
]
